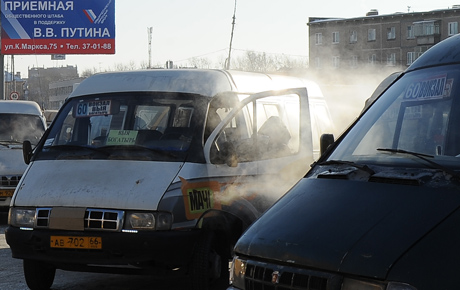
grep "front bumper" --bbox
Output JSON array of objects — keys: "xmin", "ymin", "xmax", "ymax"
[{"xmin": 6, "ymin": 226, "xmax": 201, "ymax": 272}]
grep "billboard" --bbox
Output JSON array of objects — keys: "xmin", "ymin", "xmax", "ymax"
[{"xmin": 1, "ymin": 0, "xmax": 115, "ymax": 55}]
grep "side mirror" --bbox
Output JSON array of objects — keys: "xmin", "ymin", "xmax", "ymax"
[
  {"xmin": 23, "ymin": 141, "xmax": 33, "ymax": 165},
  {"xmin": 320, "ymin": 134, "xmax": 335, "ymax": 156}
]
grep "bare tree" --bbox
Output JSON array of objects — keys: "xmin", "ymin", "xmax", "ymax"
[
  {"xmin": 112, "ymin": 61, "xmax": 137, "ymax": 71},
  {"xmin": 231, "ymin": 51, "xmax": 307, "ymax": 73},
  {"xmin": 81, "ymin": 67, "xmax": 99, "ymax": 78},
  {"xmin": 78, "ymin": 51, "xmax": 307, "ymax": 77},
  {"xmin": 189, "ymin": 57, "xmax": 212, "ymax": 69}
]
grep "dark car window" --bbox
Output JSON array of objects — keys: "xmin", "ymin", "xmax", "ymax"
[{"xmin": 329, "ymin": 66, "xmax": 459, "ymax": 168}]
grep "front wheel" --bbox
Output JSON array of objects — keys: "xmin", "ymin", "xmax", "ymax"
[
  {"xmin": 23, "ymin": 259, "xmax": 56, "ymax": 290},
  {"xmin": 189, "ymin": 231, "xmax": 229, "ymax": 290}
]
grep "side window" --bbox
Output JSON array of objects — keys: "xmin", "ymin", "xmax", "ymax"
[
  {"xmin": 56, "ymin": 111, "xmax": 76, "ymax": 145},
  {"xmin": 89, "ymin": 115, "xmax": 113, "ymax": 144},
  {"xmin": 173, "ymin": 107, "xmax": 193, "ymax": 127},
  {"xmin": 396, "ymin": 100, "xmax": 451, "ymax": 155},
  {"xmin": 90, "ymin": 105, "xmax": 127, "ymax": 146},
  {"xmin": 134, "ymin": 105, "xmax": 170, "ymax": 131},
  {"xmin": 213, "ymin": 94, "xmax": 300, "ymax": 164}
]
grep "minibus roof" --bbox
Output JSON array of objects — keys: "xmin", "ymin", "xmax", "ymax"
[
  {"xmin": 69, "ymin": 69, "xmax": 316, "ymax": 99},
  {"xmin": 0, "ymin": 100, "xmax": 43, "ymax": 116}
]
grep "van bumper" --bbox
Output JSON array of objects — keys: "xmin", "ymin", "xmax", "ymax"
[{"xmin": 5, "ymin": 226, "xmax": 201, "ymax": 271}]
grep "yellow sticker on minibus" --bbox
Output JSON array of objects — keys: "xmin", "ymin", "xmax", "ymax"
[{"xmin": 180, "ymin": 177, "xmax": 222, "ymax": 220}]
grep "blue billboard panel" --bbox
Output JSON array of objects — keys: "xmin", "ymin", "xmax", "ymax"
[{"xmin": 1, "ymin": 0, "xmax": 115, "ymax": 54}]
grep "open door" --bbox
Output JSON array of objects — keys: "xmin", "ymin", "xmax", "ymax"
[{"xmin": 203, "ymin": 87, "xmax": 313, "ymax": 209}]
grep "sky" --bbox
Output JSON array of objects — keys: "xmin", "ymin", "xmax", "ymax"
[{"xmin": 7, "ymin": 0, "xmax": 460, "ymax": 78}]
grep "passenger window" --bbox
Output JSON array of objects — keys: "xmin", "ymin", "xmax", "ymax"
[
  {"xmin": 134, "ymin": 105, "xmax": 170, "ymax": 131},
  {"xmin": 89, "ymin": 106, "xmax": 127, "ymax": 146},
  {"xmin": 213, "ymin": 94, "xmax": 300, "ymax": 163},
  {"xmin": 173, "ymin": 107, "xmax": 193, "ymax": 128},
  {"xmin": 354, "ymin": 95, "xmax": 453, "ymax": 157},
  {"xmin": 56, "ymin": 111, "xmax": 76, "ymax": 145},
  {"xmin": 396, "ymin": 100, "xmax": 451, "ymax": 155}
]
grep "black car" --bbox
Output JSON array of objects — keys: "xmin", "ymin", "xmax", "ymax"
[{"xmin": 228, "ymin": 34, "xmax": 460, "ymax": 290}]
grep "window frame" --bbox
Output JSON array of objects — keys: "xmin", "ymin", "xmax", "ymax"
[
  {"xmin": 368, "ymin": 54, "xmax": 377, "ymax": 65},
  {"xmin": 407, "ymin": 51, "xmax": 416, "ymax": 65},
  {"xmin": 387, "ymin": 27, "xmax": 396, "ymax": 40},
  {"xmin": 448, "ymin": 22, "xmax": 458, "ymax": 36},
  {"xmin": 332, "ymin": 31, "xmax": 340, "ymax": 44},
  {"xmin": 386, "ymin": 53, "xmax": 396, "ymax": 66},
  {"xmin": 349, "ymin": 30, "xmax": 358, "ymax": 43},
  {"xmin": 332, "ymin": 56, "xmax": 340, "ymax": 68},
  {"xmin": 407, "ymin": 25, "xmax": 415, "ymax": 39},
  {"xmin": 315, "ymin": 33, "xmax": 323, "ymax": 45},
  {"xmin": 368, "ymin": 28, "xmax": 376, "ymax": 41}
]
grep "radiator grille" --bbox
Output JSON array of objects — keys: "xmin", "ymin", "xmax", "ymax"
[
  {"xmin": 1, "ymin": 175, "xmax": 21, "ymax": 187},
  {"xmin": 85, "ymin": 208, "xmax": 124, "ymax": 231},
  {"xmin": 34, "ymin": 208, "xmax": 124, "ymax": 231},
  {"xmin": 244, "ymin": 261, "xmax": 341, "ymax": 290},
  {"xmin": 36, "ymin": 208, "xmax": 52, "ymax": 227}
]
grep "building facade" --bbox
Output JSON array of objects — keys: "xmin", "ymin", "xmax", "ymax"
[
  {"xmin": 49, "ymin": 77, "xmax": 85, "ymax": 109},
  {"xmin": 27, "ymin": 65, "xmax": 79, "ymax": 109},
  {"xmin": 308, "ymin": 8, "xmax": 460, "ymax": 72}
]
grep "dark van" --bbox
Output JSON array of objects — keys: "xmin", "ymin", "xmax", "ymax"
[{"xmin": 228, "ymin": 34, "xmax": 460, "ymax": 290}]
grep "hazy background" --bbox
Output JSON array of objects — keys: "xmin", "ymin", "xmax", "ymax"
[
  {"xmin": 8, "ymin": 0, "xmax": 457, "ymax": 76},
  {"xmin": 6, "ymin": 0, "xmax": 451, "ymax": 134}
]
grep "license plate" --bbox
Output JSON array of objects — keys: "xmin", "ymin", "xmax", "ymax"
[
  {"xmin": 50, "ymin": 236, "xmax": 102, "ymax": 249},
  {"xmin": 0, "ymin": 189, "xmax": 14, "ymax": 197}
]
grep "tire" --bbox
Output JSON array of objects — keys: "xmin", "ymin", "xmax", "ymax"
[
  {"xmin": 189, "ymin": 231, "xmax": 229, "ymax": 290},
  {"xmin": 23, "ymin": 259, "xmax": 56, "ymax": 290}
]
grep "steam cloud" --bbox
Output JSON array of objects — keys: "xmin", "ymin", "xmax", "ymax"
[{"xmin": 304, "ymin": 67, "xmax": 401, "ymax": 136}]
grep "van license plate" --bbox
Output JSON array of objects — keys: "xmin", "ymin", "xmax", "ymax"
[
  {"xmin": 0, "ymin": 189, "xmax": 14, "ymax": 197},
  {"xmin": 50, "ymin": 236, "xmax": 102, "ymax": 249}
]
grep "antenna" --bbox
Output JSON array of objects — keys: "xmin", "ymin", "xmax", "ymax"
[
  {"xmin": 147, "ymin": 27, "xmax": 153, "ymax": 69},
  {"xmin": 226, "ymin": 0, "xmax": 237, "ymax": 70}
]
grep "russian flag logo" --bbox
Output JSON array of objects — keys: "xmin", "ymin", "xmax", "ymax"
[{"xmin": 83, "ymin": 9, "xmax": 97, "ymax": 23}]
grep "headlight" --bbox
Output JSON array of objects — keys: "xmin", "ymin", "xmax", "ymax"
[
  {"xmin": 9, "ymin": 208, "xmax": 36, "ymax": 228},
  {"xmin": 125, "ymin": 212, "xmax": 172, "ymax": 231},
  {"xmin": 155, "ymin": 212, "xmax": 173, "ymax": 230},
  {"xmin": 342, "ymin": 278, "xmax": 385, "ymax": 290},
  {"xmin": 387, "ymin": 282, "xmax": 418, "ymax": 290},
  {"xmin": 129, "ymin": 213, "xmax": 155, "ymax": 229},
  {"xmin": 342, "ymin": 278, "xmax": 417, "ymax": 290},
  {"xmin": 229, "ymin": 256, "xmax": 247, "ymax": 289}
]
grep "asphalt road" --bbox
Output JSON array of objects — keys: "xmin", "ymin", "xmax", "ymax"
[{"xmin": 0, "ymin": 212, "xmax": 229, "ymax": 290}]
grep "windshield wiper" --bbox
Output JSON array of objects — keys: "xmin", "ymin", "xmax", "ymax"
[
  {"xmin": 101, "ymin": 145, "xmax": 180, "ymax": 158},
  {"xmin": 0, "ymin": 140, "xmax": 23, "ymax": 146},
  {"xmin": 377, "ymin": 148, "xmax": 460, "ymax": 179},
  {"xmin": 46, "ymin": 144, "xmax": 110, "ymax": 156},
  {"xmin": 319, "ymin": 160, "xmax": 375, "ymax": 175}
]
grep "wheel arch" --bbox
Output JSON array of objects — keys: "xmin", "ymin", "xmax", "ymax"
[{"xmin": 196, "ymin": 200, "xmax": 259, "ymax": 258}]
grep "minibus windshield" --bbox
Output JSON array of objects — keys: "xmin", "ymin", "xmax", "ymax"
[{"xmin": 39, "ymin": 93, "xmax": 201, "ymax": 161}]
